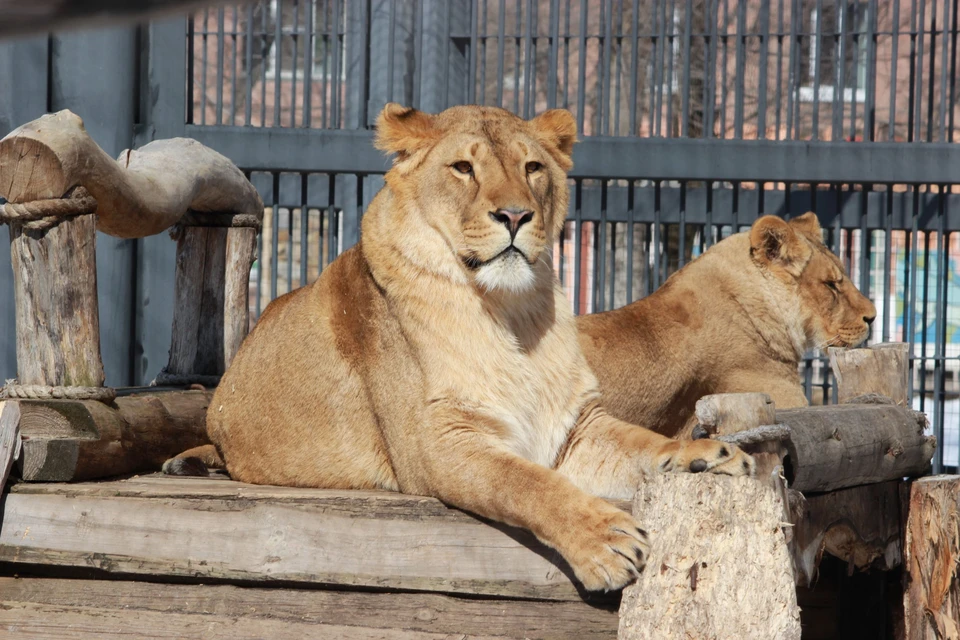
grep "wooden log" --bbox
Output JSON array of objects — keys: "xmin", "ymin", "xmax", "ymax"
[
  {"xmin": 694, "ymin": 392, "xmax": 776, "ymax": 437},
  {"xmin": 224, "ymin": 227, "xmax": 257, "ymax": 366},
  {"xmin": 778, "ymin": 404, "xmax": 935, "ymax": 493},
  {"xmin": 902, "ymin": 475, "xmax": 960, "ymax": 640},
  {"xmin": 14, "ymin": 390, "xmax": 213, "ymax": 482},
  {"xmin": 0, "ymin": 577, "xmax": 618, "ymax": 640},
  {"xmin": 0, "ymin": 402, "xmax": 20, "ymax": 491},
  {"xmin": 0, "ymin": 474, "xmax": 622, "ymax": 602},
  {"xmin": 618, "ymin": 473, "xmax": 801, "ymax": 639},
  {"xmin": 829, "ymin": 342, "xmax": 911, "ymax": 406},
  {"xmin": 0, "ymin": 124, "xmax": 103, "ymax": 387},
  {"xmin": 0, "ymin": 111, "xmax": 263, "ymax": 239},
  {"xmin": 790, "ymin": 481, "xmax": 903, "ymax": 587}
]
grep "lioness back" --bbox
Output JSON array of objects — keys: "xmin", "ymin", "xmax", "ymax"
[
  {"xmin": 207, "ymin": 245, "xmax": 400, "ymax": 490},
  {"xmin": 579, "ymin": 213, "xmax": 876, "ymax": 438}
]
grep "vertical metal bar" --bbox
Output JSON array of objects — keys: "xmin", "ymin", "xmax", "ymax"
[
  {"xmin": 303, "ymin": 0, "xmax": 314, "ymax": 127},
  {"xmin": 230, "ymin": 6, "xmax": 239, "ymax": 125},
  {"xmin": 626, "ymin": 180, "xmax": 635, "ymax": 302},
  {"xmin": 574, "ymin": 179, "xmax": 583, "ymax": 314},
  {"xmin": 273, "ymin": 0, "xmax": 283, "ymax": 127},
  {"xmin": 933, "ymin": 187, "xmax": 948, "ymax": 472},
  {"xmin": 244, "ymin": 3, "xmax": 254, "ymax": 126},
  {"xmin": 950, "ymin": 0, "xmax": 959, "ymax": 140},
  {"xmin": 524, "ymin": 0, "xmax": 537, "ymax": 118},
  {"xmin": 271, "ymin": 173, "xmax": 280, "ymax": 301},
  {"xmin": 680, "ymin": 0, "xmax": 692, "ymax": 136},
  {"xmin": 863, "ymin": 0, "xmax": 877, "ymax": 141},
  {"xmin": 653, "ymin": 181, "xmax": 662, "ymax": 289},
  {"xmin": 705, "ymin": 0, "xmax": 719, "ymax": 137},
  {"xmin": 833, "ymin": 0, "xmax": 846, "ymax": 143},
  {"xmin": 597, "ymin": 182, "xmax": 608, "ymax": 311},
  {"xmin": 774, "ymin": 0, "xmax": 785, "ymax": 138},
  {"xmin": 216, "ymin": 6, "xmax": 225, "ymax": 125},
  {"xmin": 811, "ymin": 0, "xmax": 823, "ymax": 140},
  {"xmin": 330, "ymin": 0, "xmax": 342, "ymax": 127},
  {"xmin": 290, "ymin": 0, "xmax": 299, "ymax": 128},
  {"xmin": 719, "ymin": 0, "xmax": 730, "ymax": 136},
  {"xmin": 655, "ymin": 0, "xmax": 667, "ymax": 136},
  {"xmin": 562, "ymin": 0, "xmax": 572, "ymax": 109},
  {"xmin": 650, "ymin": 0, "xmax": 661, "ymax": 134},
  {"xmin": 733, "ymin": 0, "xmax": 746, "ymax": 138},
  {"xmin": 912, "ymin": 0, "xmax": 925, "ymax": 142},
  {"xmin": 705, "ymin": 180, "xmax": 714, "ymax": 249},
  {"xmin": 497, "ymin": 0, "xmax": 506, "ymax": 106},
  {"xmin": 201, "ymin": 7, "xmax": 209, "ymax": 125},
  {"xmin": 907, "ymin": 189, "xmax": 921, "ymax": 410},
  {"xmin": 882, "ymin": 189, "xmax": 893, "ymax": 343},
  {"xmin": 786, "ymin": 0, "xmax": 800, "ymax": 139},
  {"xmin": 628, "ymin": 0, "xmax": 639, "ymax": 134},
  {"xmin": 547, "ymin": 0, "xmax": 560, "ymax": 108},
  {"xmin": 889, "ymin": 0, "xmax": 901, "ymax": 141},
  {"xmin": 327, "ymin": 174, "xmax": 338, "ymax": 265},
  {"xmin": 600, "ymin": 0, "xmax": 613, "ymax": 133},
  {"xmin": 468, "ymin": 0, "xmax": 477, "ymax": 103},
  {"xmin": 187, "ymin": 15, "xmax": 196, "ymax": 125},
  {"xmin": 938, "ymin": 0, "xmax": 951, "ymax": 141},
  {"xmin": 757, "ymin": 0, "xmax": 770, "ymax": 138},
  {"xmin": 927, "ymin": 0, "xmax": 939, "ymax": 142},
  {"xmin": 678, "ymin": 181, "xmax": 687, "ymax": 268},
  {"xmin": 260, "ymin": 2, "xmax": 268, "ymax": 127},
  {"xmin": 300, "ymin": 173, "xmax": 309, "ymax": 286},
  {"xmin": 514, "ymin": 0, "xmax": 522, "ymax": 114},
  {"xmin": 577, "ymin": 0, "xmax": 588, "ymax": 133},
  {"xmin": 664, "ymin": 0, "xmax": 677, "ymax": 136},
  {"xmin": 613, "ymin": 0, "xmax": 623, "ymax": 135}
]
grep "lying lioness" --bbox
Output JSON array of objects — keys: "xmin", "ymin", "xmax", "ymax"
[
  {"xmin": 578, "ymin": 213, "xmax": 877, "ymax": 438},
  {"xmin": 204, "ymin": 104, "xmax": 754, "ymax": 592}
]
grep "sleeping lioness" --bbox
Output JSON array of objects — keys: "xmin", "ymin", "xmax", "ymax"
[
  {"xmin": 578, "ymin": 213, "xmax": 877, "ymax": 438},
  {"xmin": 205, "ymin": 104, "xmax": 754, "ymax": 592}
]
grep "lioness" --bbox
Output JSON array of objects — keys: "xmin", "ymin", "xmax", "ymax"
[
  {"xmin": 205, "ymin": 103, "xmax": 754, "ymax": 592},
  {"xmin": 578, "ymin": 213, "xmax": 877, "ymax": 438}
]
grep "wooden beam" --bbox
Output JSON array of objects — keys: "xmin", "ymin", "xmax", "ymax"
[
  {"xmin": 15, "ymin": 391, "xmax": 212, "ymax": 481},
  {"xmin": 0, "ymin": 475, "xmax": 618, "ymax": 602},
  {"xmin": 0, "ymin": 402, "xmax": 19, "ymax": 491},
  {"xmin": 619, "ymin": 473, "xmax": 801, "ymax": 639},
  {"xmin": 902, "ymin": 475, "xmax": 960, "ymax": 640},
  {"xmin": 0, "ymin": 577, "xmax": 618, "ymax": 640}
]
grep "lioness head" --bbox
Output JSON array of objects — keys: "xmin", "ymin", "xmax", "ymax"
[
  {"xmin": 375, "ymin": 103, "xmax": 576, "ymax": 293},
  {"xmin": 750, "ymin": 212, "xmax": 877, "ymax": 349}
]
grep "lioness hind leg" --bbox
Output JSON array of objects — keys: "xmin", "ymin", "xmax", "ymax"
[{"xmin": 162, "ymin": 444, "xmax": 225, "ymax": 477}]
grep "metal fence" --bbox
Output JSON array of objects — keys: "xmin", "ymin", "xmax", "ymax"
[{"xmin": 2, "ymin": 0, "xmax": 960, "ymax": 471}]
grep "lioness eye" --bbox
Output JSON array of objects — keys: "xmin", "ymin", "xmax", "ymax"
[
  {"xmin": 452, "ymin": 161, "xmax": 473, "ymax": 175},
  {"xmin": 526, "ymin": 161, "xmax": 543, "ymax": 174},
  {"xmin": 825, "ymin": 280, "xmax": 840, "ymax": 291}
]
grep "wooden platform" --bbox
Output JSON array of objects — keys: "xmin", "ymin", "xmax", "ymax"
[{"xmin": 0, "ymin": 472, "xmax": 621, "ymax": 639}]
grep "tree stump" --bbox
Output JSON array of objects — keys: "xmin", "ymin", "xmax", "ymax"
[
  {"xmin": 829, "ymin": 343, "xmax": 911, "ymax": 407},
  {"xmin": 618, "ymin": 474, "xmax": 801, "ymax": 640}
]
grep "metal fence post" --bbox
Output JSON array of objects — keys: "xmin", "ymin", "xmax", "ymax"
[{"xmin": 418, "ymin": 0, "xmax": 471, "ymax": 113}]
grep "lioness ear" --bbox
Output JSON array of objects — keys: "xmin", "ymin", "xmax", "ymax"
[
  {"xmin": 749, "ymin": 215, "xmax": 812, "ymax": 276},
  {"xmin": 375, "ymin": 103, "xmax": 438, "ymax": 160},
  {"xmin": 788, "ymin": 211, "xmax": 823, "ymax": 243},
  {"xmin": 530, "ymin": 109, "xmax": 577, "ymax": 170}
]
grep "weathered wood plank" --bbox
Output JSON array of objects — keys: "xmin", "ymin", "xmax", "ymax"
[
  {"xmin": 0, "ymin": 476, "xmax": 601, "ymax": 602},
  {"xmin": 902, "ymin": 475, "xmax": 960, "ymax": 640},
  {"xmin": 829, "ymin": 343, "xmax": 911, "ymax": 406},
  {"xmin": 0, "ymin": 577, "xmax": 618, "ymax": 640},
  {"xmin": 0, "ymin": 402, "xmax": 20, "ymax": 491},
  {"xmin": 223, "ymin": 227, "xmax": 256, "ymax": 367}
]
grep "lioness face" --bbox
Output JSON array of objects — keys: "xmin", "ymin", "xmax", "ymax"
[
  {"xmin": 750, "ymin": 212, "xmax": 877, "ymax": 351},
  {"xmin": 375, "ymin": 104, "xmax": 576, "ymax": 293}
]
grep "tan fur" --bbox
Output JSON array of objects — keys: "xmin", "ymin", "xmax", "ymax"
[
  {"xmin": 206, "ymin": 104, "xmax": 754, "ymax": 593},
  {"xmin": 579, "ymin": 213, "xmax": 878, "ymax": 438}
]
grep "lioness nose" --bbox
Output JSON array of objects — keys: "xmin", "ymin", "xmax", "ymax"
[
  {"xmin": 864, "ymin": 313, "xmax": 876, "ymax": 325},
  {"xmin": 491, "ymin": 208, "xmax": 534, "ymax": 239}
]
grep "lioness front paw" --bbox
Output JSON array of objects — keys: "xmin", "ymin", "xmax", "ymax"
[
  {"xmin": 656, "ymin": 439, "xmax": 756, "ymax": 477},
  {"xmin": 562, "ymin": 500, "xmax": 650, "ymax": 592}
]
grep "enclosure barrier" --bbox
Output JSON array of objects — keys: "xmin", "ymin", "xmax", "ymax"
[{"xmin": 0, "ymin": 110, "xmax": 262, "ymax": 482}]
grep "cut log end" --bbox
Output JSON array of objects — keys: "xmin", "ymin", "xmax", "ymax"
[{"xmin": 619, "ymin": 473, "xmax": 801, "ymax": 640}]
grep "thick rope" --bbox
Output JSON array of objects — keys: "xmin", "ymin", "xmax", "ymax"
[
  {"xmin": 2, "ymin": 381, "xmax": 116, "ymax": 402},
  {"xmin": 0, "ymin": 187, "xmax": 97, "ymax": 231},
  {"xmin": 169, "ymin": 210, "xmax": 262, "ymax": 241},
  {"xmin": 150, "ymin": 369, "xmax": 221, "ymax": 388}
]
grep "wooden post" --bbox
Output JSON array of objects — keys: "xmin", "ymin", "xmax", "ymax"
[
  {"xmin": 162, "ymin": 226, "xmax": 257, "ymax": 384},
  {"xmin": 0, "ymin": 121, "xmax": 104, "ymax": 389},
  {"xmin": 902, "ymin": 475, "xmax": 960, "ymax": 640},
  {"xmin": 618, "ymin": 474, "xmax": 801, "ymax": 639},
  {"xmin": 829, "ymin": 342, "xmax": 911, "ymax": 406}
]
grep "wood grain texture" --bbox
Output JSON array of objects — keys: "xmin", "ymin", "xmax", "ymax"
[
  {"xmin": 790, "ymin": 481, "xmax": 903, "ymax": 587},
  {"xmin": 0, "ymin": 111, "xmax": 263, "ymax": 239},
  {"xmin": 0, "ymin": 577, "xmax": 618, "ymax": 640},
  {"xmin": 223, "ymin": 228, "xmax": 257, "ymax": 367},
  {"xmin": 0, "ymin": 402, "xmax": 20, "ymax": 492},
  {"xmin": 778, "ymin": 404, "xmax": 935, "ymax": 493},
  {"xmin": 0, "ymin": 475, "xmax": 609, "ymax": 602},
  {"xmin": 903, "ymin": 475, "xmax": 960, "ymax": 640},
  {"xmin": 829, "ymin": 343, "xmax": 911, "ymax": 406},
  {"xmin": 15, "ymin": 391, "xmax": 212, "ymax": 481},
  {"xmin": 694, "ymin": 392, "xmax": 776, "ymax": 436},
  {"xmin": 619, "ymin": 473, "xmax": 801, "ymax": 639}
]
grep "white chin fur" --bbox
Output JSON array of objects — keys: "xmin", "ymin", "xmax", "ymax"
[{"xmin": 475, "ymin": 252, "xmax": 535, "ymax": 293}]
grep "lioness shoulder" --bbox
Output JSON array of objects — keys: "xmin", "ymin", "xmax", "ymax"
[{"xmin": 578, "ymin": 213, "xmax": 877, "ymax": 438}]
